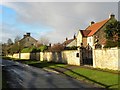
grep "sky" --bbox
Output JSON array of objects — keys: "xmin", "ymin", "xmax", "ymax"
[{"xmin": 0, "ymin": 0, "xmax": 119, "ymax": 44}]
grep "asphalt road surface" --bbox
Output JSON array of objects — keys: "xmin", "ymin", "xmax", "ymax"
[{"xmin": 1, "ymin": 59, "xmax": 99, "ymax": 88}]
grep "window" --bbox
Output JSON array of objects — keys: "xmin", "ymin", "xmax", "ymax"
[
  {"xmin": 89, "ymin": 38, "xmax": 91, "ymax": 42},
  {"xmin": 27, "ymin": 38, "xmax": 29, "ymax": 41},
  {"xmin": 76, "ymin": 53, "xmax": 79, "ymax": 57}
]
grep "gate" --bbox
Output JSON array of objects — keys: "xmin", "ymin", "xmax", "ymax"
[{"xmin": 81, "ymin": 45, "xmax": 93, "ymax": 66}]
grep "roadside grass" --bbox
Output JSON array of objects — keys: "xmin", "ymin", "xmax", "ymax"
[
  {"xmin": 64, "ymin": 68, "xmax": 119, "ymax": 89},
  {"xmin": 2, "ymin": 56, "xmax": 12, "ymax": 60},
  {"xmin": 28, "ymin": 61, "xmax": 67, "ymax": 68}
]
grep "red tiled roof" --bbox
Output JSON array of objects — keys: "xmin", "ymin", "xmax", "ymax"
[
  {"xmin": 86, "ymin": 19, "xmax": 110, "ymax": 36},
  {"xmin": 80, "ymin": 30, "xmax": 91, "ymax": 37}
]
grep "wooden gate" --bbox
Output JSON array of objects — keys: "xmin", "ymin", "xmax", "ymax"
[{"xmin": 81, "ymin": 45, "xmax": 93, "ymax": 66}]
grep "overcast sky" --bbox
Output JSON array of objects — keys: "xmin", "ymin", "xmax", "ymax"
[{"xmin": 0, "ymin": 1, "xmax": 119, "ymax": 44}]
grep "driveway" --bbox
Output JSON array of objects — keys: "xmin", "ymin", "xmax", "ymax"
[{"xmin": 1, "ymin": 59, "xmax": 99, "ymax": 88}]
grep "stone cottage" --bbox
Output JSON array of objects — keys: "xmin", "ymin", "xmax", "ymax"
[{"xmin": 18, "ymin": 33, "xmax": 38, "ymax": 48}]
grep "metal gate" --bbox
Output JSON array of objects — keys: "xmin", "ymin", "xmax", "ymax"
[{"xmin": 81, "ymin": 45, "xmax": 93, "ymax": 66}]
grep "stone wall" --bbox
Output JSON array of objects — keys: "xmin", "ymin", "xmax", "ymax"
[
  {"xmin": 62, "ymin": 50, "xmax": 80, "ymax": 65},
  {"xmin": 41, "ymin": 50, "xmax": 80, "ymax": 66},
  {"xmin": 13, "ymin": 53, "xmax": 19, "ymax": 59},
  {"xmin": 42, "ymin": 52, "xmax": 53, "ymax": 62},
  {"xmin": 21, "ymin": 53, "xmax": 30, "ymax": 59},
  {"xmin": 12, "ymin": 53, "xmax": 30, "ymax": 59},
  {"xmin": 93, "ymin": 48, "xmax": 120, "ymax": 70},
  {"xmin": 9, "ymin": 50, "xmax": 80, "ymax": 66},
  {"xmin": 7, "ymin": 48, "xmax": 119, "ymax": 70}
]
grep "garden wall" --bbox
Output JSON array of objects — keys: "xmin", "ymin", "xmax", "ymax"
[
  {"xmin": 41, "ymin": 50, "xmax": 80, "ymax": 65},
  {"xmin": 93, "ymin": 48, "xmax": 120, "ymax": 70},
  {"xmin": 7, "ymin": 48, "xmax": 120, "ymax": 70},
  {"xmin": 9, "ymin": 50, "xmax": 80, "ymax": 66}
]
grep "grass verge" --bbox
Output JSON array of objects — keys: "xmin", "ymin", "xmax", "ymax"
[{"xmin": 64, "ymin": 68, "xmax": 119, "ymax": 89}]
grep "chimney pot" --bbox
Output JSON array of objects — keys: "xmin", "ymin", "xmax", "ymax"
[
  {"xmin": 74, "ymin": 34, "xmax": 76, "ymax": 39},
  {"xmin": 90, "ymin": 21, "xmax": 95, "ymax": 25},
  {"xmin": 66, "ymin": 37, "xmax": 68, "ymax": 41},
  {"xmin": 110, "ymin": 14, "xmax": 115, "ymax": 18},
  {"xmin": 24, "ymin": 35, "xmax": 27, "ymax": 38},
  {"xmin": 26, "ymin": 33, "xmax": 30, "ymax": 36},
  {"xmin": 49, "ymin": 43, "xmax": 51, "ymax": 47}
]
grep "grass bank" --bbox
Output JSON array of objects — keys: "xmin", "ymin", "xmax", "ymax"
[{"xmin": 64, "ymin": 68, "xmax": 119, "ymax": 89}]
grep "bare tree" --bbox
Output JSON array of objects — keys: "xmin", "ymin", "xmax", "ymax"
[
  {"xmin": 39, "ymin": 36, "xmax": 49, "ymax": 45},
  {"xmin": 7, "ymin": 38, "xmax": 13, "ymax": 45},
  {"xmin": 14, "ymin": 35, "xmax": 21, "ymax": 43}
]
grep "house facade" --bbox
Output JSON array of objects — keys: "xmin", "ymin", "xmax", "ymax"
[
  {"xmin": 67, "ymin": 14, "xmax": 117, "ymax": 49},
  {"xmin": 19, "ymin": 33, "xmax": 38, "ymax": 48}
]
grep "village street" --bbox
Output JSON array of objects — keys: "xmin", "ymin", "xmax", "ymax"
[{"xmin": 1, "ymin": 59, "xmax": 98, "ymax": 88}]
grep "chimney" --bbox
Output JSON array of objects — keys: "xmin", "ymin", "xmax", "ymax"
[
  {"xmin": 109, "ymin": 14, "xmax": 115, "ymax": 18},
  {"xmin": 49, "ymin": 43, "xmax": 51, "ymax": 47},
  {"xmin": 26, "ymin": 33, "xmax": 30, "ymax": 36},
  {"xmin": 66, "ymin": 37, "xmax": 68, "ymax": 41},
  {"xmin": 73, "ymin": 34, "xmax": 76, "ymax": 39},
  {"xmin": 90, "ymin": 21, "xmax": 95, "ymax": 25},
  {"xmin": 24, "ymin": 35, "xmax": 27, "ymax": 38}
]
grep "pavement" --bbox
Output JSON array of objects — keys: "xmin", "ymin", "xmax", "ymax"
[{"xmin": 1, "ymin": 59, "xmax": 101, "ymax": 89}]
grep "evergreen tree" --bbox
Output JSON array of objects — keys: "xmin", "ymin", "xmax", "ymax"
[{"xmin": 104, "ymin": 21, "xmax": 120, "ymax": 47}]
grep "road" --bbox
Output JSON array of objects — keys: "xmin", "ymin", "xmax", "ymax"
[{"xmin": 1, "ymin": 59, "xmax": 99, "ymax": 88}]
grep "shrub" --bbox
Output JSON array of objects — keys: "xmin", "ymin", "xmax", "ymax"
[
  {"xmin": 64, "ymin": 46, "xmax": 78, "ymax": 50},
  {"xmin": 21, "ymin": 46, "xmax": 37, "ymax": 53},
  {"xmin": 104, "ymin": 40, "xmax": 118, "ymax": 48},
  {"xmin": 37, "ymin": 45, "xmax": 48, "ymax": 52}
]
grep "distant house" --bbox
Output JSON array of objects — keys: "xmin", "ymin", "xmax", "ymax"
[
  {"xmin": 48, "ymin": 43, "xmax": 64, "ymax": 52},
  {"xmin": 62, "ymin": 35, "xmax": 76, "ymax": 47},
  {"xmin": 68, "ymin": 14, "xmax": 117, "ymax": 49},
  {"xmin": 48, "ymin": 35, "xmax": 77, "ymax": 51},
  {"xmin": 18, "ymin": 33, "xmax": 38, "ymax": 48}
]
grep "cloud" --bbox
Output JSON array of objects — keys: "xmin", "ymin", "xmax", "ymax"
[
  {"xmin": 1, "ymin": 0, "xmax": 120, "ymax": 2},
  {"xmin": 1, "ymin": 2, "xmax": 118, "ymax": 44},
  {"xmin": 1, "ymin": 23, "xmax": 25, "ymax": 43}
]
